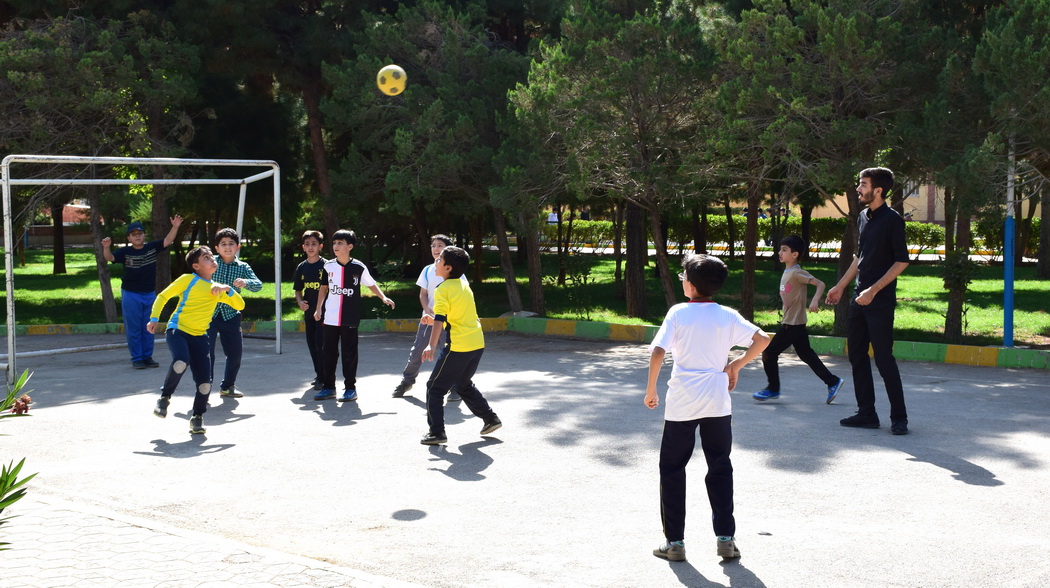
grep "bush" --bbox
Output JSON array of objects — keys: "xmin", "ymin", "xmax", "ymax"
[
  {"xmin": 905, "ymin": 222, "xmax": 945, "ymax": 259},
  {"xmin": 1, "ymin": 370, "xmax": 36, "ymax": 551}
]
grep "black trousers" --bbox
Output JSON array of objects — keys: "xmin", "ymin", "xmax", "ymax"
[
  {"xmin": 659, "ymin": 416, "xmax": 734, "ymax": 542},
  {"xmin": 304, "ymin": 311, "xmax": 325, "ymax": 382},
  {"xmin": 846, "ymin": 302, "xmax": 907, "ymax": 422},
  {"xmin": 425, "ymin": 347, "xmax": 496, "ymax": 436},
  {"xmin": 321, "ymin": 324, "xmax": 358, "ymax": 390},
  {"xmin": 762, "ymin": 323, "xmax": 839, "ymax": 392}
]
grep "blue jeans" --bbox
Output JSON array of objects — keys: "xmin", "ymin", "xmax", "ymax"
[
  {"xmin": 208, "ymin": 313, "xmax": 243, "ymax": 390},
  {"xmin": 121, "ymin": 289, "xmax": 156, "ymax": 362},
  {"xmin": 161, "ymin": 328, "xmax": 212, "ymax": 416}
]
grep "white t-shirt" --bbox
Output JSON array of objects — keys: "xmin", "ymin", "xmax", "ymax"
[
  {"xmin": 416, "ymin": 263, "xmax": 468, "ymax": 314},
  {"xmin": 649, "ymin": 302, "xmax": 760, "ymax": 421}
]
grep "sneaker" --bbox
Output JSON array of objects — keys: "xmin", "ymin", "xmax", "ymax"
[
  {"xmin": 189, "ymin": 414, "xmax": 206, "ymax": 434},
  {"xmin": 447, "ymin": 390, "xmax": 462, "ymax": 402},
  {"xmin": 154, "ymin": 396, "xmax": 170, "ymax": 418},
  {"xmin": 313, "ymin": 388, "xmax": 336, "ymax": 401},
  {"xmin": 132, "ymin": 360, "xmax": 147, "ymax": 369},
  {"xmin": 338, "ymin": 389, "xmax": 358, "ymax": 402},
  {"xmin": 752, "ymin": 389, "xmax": 780, "ymax": 401},
  {"xmin": 480, "ymin": 416, "xmax": 502, "ymax": 436},
  {"xmin": 653, "ymin": 541, "xmax": 686, "ymax": 562},
  {"xmin": 421, "ymin": 432, "xmax": 447, "ymax": 445},
  {"xmin": 891, "ymin": 420, "xmax": 909, "ymax": 435},
  {"xmin": 827, "ymin": 378, "xmax": 844, "ymax": 404},
  {"xmin": 717, "ymin": 537, "xmax": 741, "ymax": 559},
  {"xmin": 220, "ymin": 386, "xmax": 243, "ymax": 398},
  {"xmin": 840, "ymin": 413, "xmax": 880, "ymax": 429},
  {"xmin": 142, "ymin": 358, "xmax": 161, "ymax": 368},
  {"xmin": 392, "ymin": 381, "xmax": 413, "ymax": 398}
]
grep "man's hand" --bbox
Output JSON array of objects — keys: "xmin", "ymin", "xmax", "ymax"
[
  {"xmin": 825, "ymin": 285, "xmax": 842, "ymax": 305},
  {"xmin": 855, "ymin": 287, "xmax": 876, "ymax": 306}
]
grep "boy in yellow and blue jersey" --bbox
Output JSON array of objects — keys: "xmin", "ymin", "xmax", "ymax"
[
  {"xmin": 419, "ymin": 246, "xmax": 501, "ymax": 445},
  {"xmin": 148, "ymin": 246, "xmax": 244, "ymax": 434},
  {"xmin": 207, "ymin": 228, "xmax": 263, "ymax": 399}
]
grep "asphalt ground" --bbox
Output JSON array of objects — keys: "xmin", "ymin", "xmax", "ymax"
[{"xmin": 3, "ymin": 331, "xmax": 1050, "ymax": 588}]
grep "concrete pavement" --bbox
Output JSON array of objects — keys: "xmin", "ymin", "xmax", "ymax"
[{"xmin": 3, "ymin": 331, "xmax": 1050, "ymax": 587}]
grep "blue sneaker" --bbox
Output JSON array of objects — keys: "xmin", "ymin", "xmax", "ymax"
[
  {"xmin": 338, "ymin": 389, "xmax": 358, "ymax": 402},
  {"xmin": 827, "ymin": 378, "xmax": 844, "ymax": 404},
  {"xmin": 314, "ymin": 388, "xmax": 336, "ymax": 401},
  {"xmin": 753, "ymin": 389, "xmax": 780, "ymax": 401}
]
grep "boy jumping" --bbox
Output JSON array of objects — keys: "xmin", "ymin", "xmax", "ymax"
[
  {"xmin": 645, "ymin": 254, "xmax": 769, "ymax": 562},
  {"xmin": 753, "ymin": 235, "xmax": 844, "ymax": 403},
  {"xmin": 149, "ymin": 246, "xmax": 244, "ymax": 434},
  {"xmin": 419, "ymin": 246, "xmax": 501, "ymax": 445}
]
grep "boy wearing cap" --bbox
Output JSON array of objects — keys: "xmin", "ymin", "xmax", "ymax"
[{"xmin": 102, "ymin": 215, "xmax": 183, "ymax": 368}]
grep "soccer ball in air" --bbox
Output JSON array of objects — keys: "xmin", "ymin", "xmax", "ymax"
[{"xmin": 377, "ymin": 64, "xmax": 407, "ymax": 96}]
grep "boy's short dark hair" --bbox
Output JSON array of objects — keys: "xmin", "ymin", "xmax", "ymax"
[
  {"xmin": 780, "ymin": 235, "xmax": 806, "ymax": 255},
  {"xmin": 213, "ymin": 227, "xmax": 240, "ymax": 246},
  {"xmin": 682, "ymin": 254, "xmax": 728, "ymax": 297},
  {"xmin": 331, "ymin": 229, "xmax": 356, "ymax": 245},
  {"xmin": 860, "ymin": 167, "xmax": 895, "ymax": 197},
  {"xmin": 302, "ymin": 230, "xmax": 324, "ymax": 244},
  {"xmin": 186, "ymin": 245, "xmax": 212, "ymax": 269},
  {"xmin": 430, "ymin": 234, "xmax": 453, "ymax": 247},
  {"xmin": 440, "ymin": 246, "xmax": 470, "ymax": 279}
]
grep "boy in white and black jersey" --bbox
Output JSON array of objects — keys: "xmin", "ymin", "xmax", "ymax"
[{"xmin": 313, "ymin": 229, "xmax": 395, "ymax": 401}]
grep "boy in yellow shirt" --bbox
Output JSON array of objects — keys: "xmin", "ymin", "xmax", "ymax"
[
  {"xmin": 147, "ymin": 246, "xmax": 244, "ymax": 434},
  {"xmin": 419, "ymin": 246, "xmax": 501, "ymax": 445}
]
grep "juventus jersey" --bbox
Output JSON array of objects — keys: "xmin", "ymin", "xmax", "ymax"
[{"xmin": 321, "ymin": 258, "xmax": 376, "ymax": 327}]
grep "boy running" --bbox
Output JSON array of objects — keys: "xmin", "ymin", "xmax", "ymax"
[{"xmin": 754, "ymin": 236, "xmax": 845, "ymax": 403}]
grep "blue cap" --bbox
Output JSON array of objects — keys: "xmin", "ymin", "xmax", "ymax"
[{"xmin": 127, "ymin": 222, "xmax": 145, "ymax": 234}]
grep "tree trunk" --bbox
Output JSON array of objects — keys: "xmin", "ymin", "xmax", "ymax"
[
  {"xmin": 740, "ymin": 186, "xmax": 761, "ymax": 321},
  {"xmin": 647, "ymin": 203, "xmax": 678, "ymax": 310},
  {"xmin": 88, "ymin": 188, "xmax": 118, "ymax": 323},
  {"xmin": 943, "ymin": 187, "xmax": 955, "ymax": 255},
  {"xmin": 624, "ymin": 200, "xmax": 648, "ymax": 318},
  {"xmin": 1038, "ymin": 190, "xmax": 1049, "ymax": 279},
  {"xmin": 556, "ymin": 205, "xmax": 567, "ymax": 285},
  {"xmin": 832, "ymin": 193, "xmax": 860, "ymax": 336},
  {"xmin": 800, "ymin": 205, "xmax": 813, "ymax": 262},
  {"xmin": 1019, "ymin": 193, "xmax": 1037, "ymax": 259},
  {"xmin": 944, "ymin": 286, "xmax": 965, "ymax": 343},
  {"xmin": 303, "ymin": 81, "xmax": 339, "ymax": 240},
  {"xmin": 491, "ymin": 207, "xmax": 522, "ymax": 312},
  {"xmin": 690, "ymin": 204, "xmax": 705, "ymax": 254},
  {"xmin": 723, "ymin": 197, "xmax": 736, "ymax": 259},
  {"xmin": 51, "ymin": 202, "xmax": 67, "ymax": 274},
  {"xmin": 614, "ymin": 200, "xmax": 624, "ymax": 298},
  {"xmin": 470, "ymin": 216, "xmax": 484, "ymax": 283},
  {"xmin": 524, "ymin": 218, "xmax": 546, "ymax": 315},
  {"xmin": 150, "ymin": 184, "xmax": 172, "ymax": 289},
  {"xmin": 956, "ymin": 212, "xmax": 972, "ymax": 252}
]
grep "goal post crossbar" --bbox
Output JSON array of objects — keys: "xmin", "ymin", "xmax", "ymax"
[{"xmin": 2, "ymin": 154, "xmax": 284, "ymax": 382}]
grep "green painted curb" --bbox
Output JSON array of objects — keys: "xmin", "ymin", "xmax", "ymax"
[{"xmin": 5, "ymin": 320, "xmax": 1048, "ymax": 371}]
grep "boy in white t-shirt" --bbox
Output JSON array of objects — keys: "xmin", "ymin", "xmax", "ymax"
[
  {"xmin": 645, "ymin": 254, "xmax": 769, "ymax": 563},
  {"xmin": 392, "ymin": 234, "xmax": 467, "ymax": 400}
]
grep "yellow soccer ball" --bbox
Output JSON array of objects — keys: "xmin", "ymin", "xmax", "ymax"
[{"xmin": 377, "ymin": 64, "xmax": 407, "ymax": 96}]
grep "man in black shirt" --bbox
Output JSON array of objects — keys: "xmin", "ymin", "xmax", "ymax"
[{"xmin": 826, "ymin": 167, "xmax": 911, "ymax": 435}]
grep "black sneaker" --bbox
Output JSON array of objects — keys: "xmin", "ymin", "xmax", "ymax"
[
  {"xmin": 143, "ymin": 358, "xmax": 161, "ymax": 368},
  {"xmin": 132, "ymin": 360, "xmax": 147, "ymax": 369},
  {"xmin": 891, "ymin": 420, "xmax": 909, "ymax": 435},
  {"xmin": 840, "ymin": 413, "xmax": 880, "ymax": 429},
  {"xmin": 189, "ymin": 414, "xmax": 206, "ymax": 434},
  {"xmin": 480, "ymin": 416, "xmax": 502, "ymax": 436},
  {"xmin": 154, "ymin": 396, "xmax": 170, "ymax": 418},
  {"xmin": 421, "ymin": 432, "xmax": 447, "ymax": 445},
  {"xmin": 311, "ymin": 378, "xmax": 323, "ymax": 391},
  {"xmin": 392, "ymin": 381, "xmax": 413, "ymax": 398}
]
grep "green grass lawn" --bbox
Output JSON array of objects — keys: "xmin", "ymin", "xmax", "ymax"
[{"xmin": 3, "ymin": 247, "xmax": 1048, "ymax": 348}]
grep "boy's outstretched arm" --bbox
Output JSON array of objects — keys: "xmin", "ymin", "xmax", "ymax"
[
  {"xmin": 162, "ymin": 215, "xmax": 183, "ymax": 248},
  {"xmin": 367, "ymin": 284, "xmax": 396, "ymax": 309},
  {"xmin": 724, "ymin": 330, "xmax": 771, "ymax": 391},
  {"xmin": 645, "ymin": 346, "xmax": 666, "ymax": 409}
]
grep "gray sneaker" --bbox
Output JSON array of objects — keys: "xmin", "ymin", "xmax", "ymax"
[
  {"xmin": 717, "ymin": 537, "xmax": 740, "ymax": 559},
  {"xmin": 189, "ymin": 414, "xmax": 206, "ymax": 434},
  {"xmin": 392, "ymin": 381, "xmax": 413, "ymax": 398},
  {"xmin": 653, "ymin": 541, "xmax": 686, "ymax": 562},
  {"xmin": 154, "ymin": 396, "xmax": 170, "ymax": 418},
  {"xmin": 447, "ymin": 390, "xmax": 462, "ymax": 402}
]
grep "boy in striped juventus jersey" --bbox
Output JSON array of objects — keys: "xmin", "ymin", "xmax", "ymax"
[{"xmin": 313, "ymin": 230, "xmax": 395, "ymax": 402}]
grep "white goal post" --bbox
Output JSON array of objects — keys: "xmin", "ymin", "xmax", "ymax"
[{"xmin": 2, "ymin": 154, "xmax": 284, "ymax": 382}]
